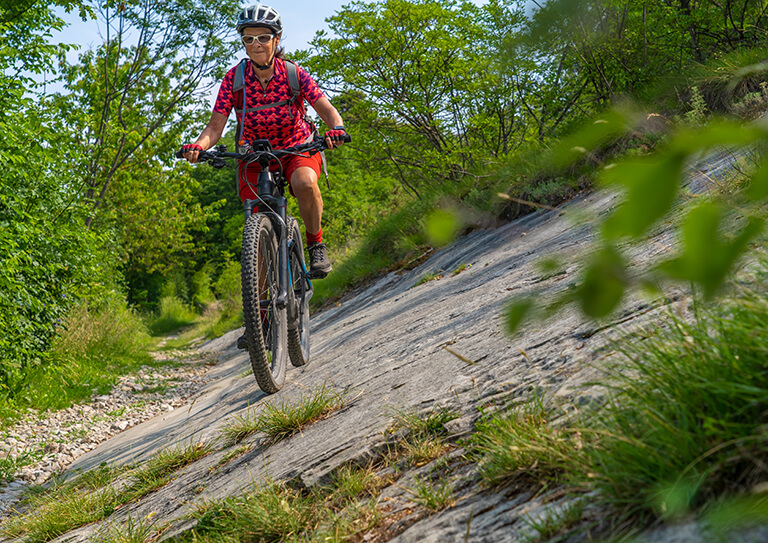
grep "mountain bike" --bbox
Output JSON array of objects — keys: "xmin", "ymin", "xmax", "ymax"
[{"xmin": 175, "ymin": 135, "xmax": 349, "ymax": 394}]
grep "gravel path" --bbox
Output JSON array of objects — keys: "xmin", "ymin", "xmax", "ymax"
[{"xmin": 0, "ymin": 346, "xmax": 219, "ymax": 516}]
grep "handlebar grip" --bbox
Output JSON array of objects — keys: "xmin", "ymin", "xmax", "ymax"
[
  {"xmin": 342, "ymin": 133, "xmax": 352, "ymax": 143},
  {"xmin": 175, "ymin": 150, "xmax": 185, "ymax": 159}
]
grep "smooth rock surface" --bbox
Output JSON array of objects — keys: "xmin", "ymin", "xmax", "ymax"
[{"xmin": 1, "ymin": 148, "xmax": 760, "ymax": 542}]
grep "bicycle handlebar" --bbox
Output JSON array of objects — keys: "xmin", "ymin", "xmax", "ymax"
[{"xmin": 174, "ymin": 134, "xmax": 352, "ymax": 164}]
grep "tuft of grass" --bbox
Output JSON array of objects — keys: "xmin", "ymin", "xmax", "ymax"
[
  {"xmin": 390, "ymin": 406, "xmax": 459, "ymax": 438},
  {"xmin": 127, "ymin": 440, "xmax": 212, "ymax": 499},
  {"xmin": 210, "ymin": 445, "xmax": 251, "ymax": 473},
  {"xmin": 469, "ymin": 399, "xmax": 584, "ymax": 487},
  {"xmin": 97, "ymin": 514, "xmax": 162, "ymax": 543},
  {"xmin": 219, "ymin": 409, "xmax": 261, "ymax": 446},
  {"xmin": 572, "ymin": 290, "xmax": 768, "ymax": 523},
  {"xmin": 189, "ymin": 479, "xmax": 317, "ymax": 542},
  {"xmin": 388, "ymin": 406, "xmax": 460, "ymax": 467},
  {"xmin": 220, "ymin": 385, "xmax": 346, "ymax": 446},
  {"xmin": 406, "ymin": 476, "xmax": 455, "ymax": 512},
  {"xmin": 468, "ymin": 276, "xmax": 768, "ymax": 536},
  {"xmin": 412, "ymin": 271, "xmax": 443, "ymax": 288},
  {"xmin": 452, "ymin": 263, "xmax": 470, "ymax": 275},
  {"xmin": 521, "ymin": 501, "xmax": 585, "ymax": 543},
  {"xmin": 1, "ymin": 485, "xmax": 118, "ymax": 543},
  {"xmin": 330, "ymin": 463, "xmax": 387, "ymax": 503},
  {"xmin": 258, "ymin": 385, "xmax": 346, "ymax": 445},
  {"xmin": 186, "ymin": 461, "xmax": 391, "ymax": 543},
  {"xmin": 401, "ymin": 435, "xmax": 450, "ymax": 466}
]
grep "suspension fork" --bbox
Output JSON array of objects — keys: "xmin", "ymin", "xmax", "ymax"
[{"xmin": 244, "ymin": 198, "xmax": 290, "ymax": 311}]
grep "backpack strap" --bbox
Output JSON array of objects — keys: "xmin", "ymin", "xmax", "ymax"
[
  {"xmin": 234, "ymin": 59, "xmax": 302, "ymax": 118},
  {"xmin": 234, "ymin": 59, "xmax": 249, "ymax": 152},
  {"xmin": 233, "ymin": 58, "xmax": 327, "ymax": 184}
]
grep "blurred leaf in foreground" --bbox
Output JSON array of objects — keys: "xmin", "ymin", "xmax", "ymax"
[
  {"xmin": 425, "ymin": 208, "xmax": 461, "ymax": 247},
  {"xmin": 658, "ymin": 202, "xmax": 764, "ymax": 299}
]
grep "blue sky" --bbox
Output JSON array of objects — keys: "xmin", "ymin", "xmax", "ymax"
[
  {"xmin": 45, "ymin": 0, "xmax": 499, "ymax": 98},
  {"xmin": 53, "ymin": 1, "xmax": 492, "ymax": 61}
]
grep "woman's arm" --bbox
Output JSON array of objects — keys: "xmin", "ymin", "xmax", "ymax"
[
  {"xmin": 184, "ymin": 112, "xmax": 228, "ymax": 163},
  {"xmin": 311, "ymin": 97, "xmax": 346, "ymax": 148}
]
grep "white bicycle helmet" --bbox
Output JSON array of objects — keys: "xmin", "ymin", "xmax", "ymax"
[{"xmin": 236, "ymin": 4, "xmax": 283, "ymax": 35}]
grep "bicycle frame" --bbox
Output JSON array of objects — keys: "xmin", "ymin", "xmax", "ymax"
[{"xmin": 240, "ymin": 143, "xmax": 312, "ymax": 327}]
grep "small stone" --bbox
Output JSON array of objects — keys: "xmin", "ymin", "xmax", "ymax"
[
  {"xmin": 111, "ymin": 421, "xmax": 129, "ymax": 432},
  {"xmin": 132, "ymin": 384, "xmax": 145, "ymax": 393}
]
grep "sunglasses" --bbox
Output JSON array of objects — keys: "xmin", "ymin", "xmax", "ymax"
[{"xmin": 241, "ymin": 34, "xmax": 275, "ymax": 46}]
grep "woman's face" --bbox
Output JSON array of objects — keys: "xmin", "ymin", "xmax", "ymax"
[{"xmin": 242, "ymin": 27, "xmax": 279, "ymax": 66}]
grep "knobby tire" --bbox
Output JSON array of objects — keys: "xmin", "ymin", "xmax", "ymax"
[
  {"xmin": 241, "ymin": 215, "xmax": 287, "ymax": 393},
  {"xmin": 287, "ymin": 217, "xmax": 310, "ymax": 367}
]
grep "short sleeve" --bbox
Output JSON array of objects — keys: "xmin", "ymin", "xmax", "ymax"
[
  {"xmin": 212, "ymin": 67, "xmax": 236, "ymax": 116},
  {"xmin": 296, "ymin": 64, "xmax": 325, "ymax": 106}
]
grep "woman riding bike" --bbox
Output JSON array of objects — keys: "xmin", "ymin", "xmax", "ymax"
[{"xmin": 180, "ymin": 3, "xmax": 347, "ymax": 280}]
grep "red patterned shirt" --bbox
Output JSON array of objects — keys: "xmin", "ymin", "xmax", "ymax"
[{"xmin": 213, "ymin": 57, "xmax": 325, "ymax": 149}]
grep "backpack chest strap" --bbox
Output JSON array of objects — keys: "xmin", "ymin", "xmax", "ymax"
[{"xmin": 234, "ymin": 97, "xmax": 296, "ymax": 115}]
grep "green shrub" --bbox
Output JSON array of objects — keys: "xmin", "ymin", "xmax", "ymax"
[
  {"xmin": 4, "ymin": 298, "xmax": 153, "ymax": 416},
  {"xmin": 190, "ymin": 264, "xmax": 216, "ymax": 309},
  {"xmin": 213, "ymin": 261, "xmax": 241, "ymax": 312},
  {"xmin": 148, "ymin": 296, "xmax": 197, "ymax": 336}
]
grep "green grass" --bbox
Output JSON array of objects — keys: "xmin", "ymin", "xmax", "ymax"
[
  {"xmin": 329, "ymin": 463, "xmax": 388, "ymax": 503},
  {"xmin": 0, "ymin": 298, "xmax": 154, "ymax": 425},
  {"xmin": 469, "ymin": 398, "xmax": 584, "ymax": 487},
  {"xmin": 185, "ymin": 464, "xmax": 389, "ymax": 543},
  {"xmin": 388, "ymin": 406, "xmax": 460, "ymax": 467},
  {"xmin": 148, "ymin": 296, "xmax": 198, "ymax": 336},
  {"xmin": 0, "ymin": 441, "xmax": 211, "ymax": 542},
  {"xmin": 188, "ymin": 479, "xmax": 319, "ymax": 543},
  {"xmin": 0, "ymin": 449, "xmax": 41, "ymax": 481},
  {"xmin": 1, "ymin": 485, "xmax": 118, "ymax": 543},
  {"xmin": 412, "ymin": 271, "xmax": 443, "ymax": 288},
  {"xmin": 220, "ymin": 385, "xmax": 346, "ymax": 446},
  {"xmin": 521, "ymin": 501, "xmax": 585, "ymax": 543},
  {"xmin": 574, "ymin": 289, "xmax": 768, "ymax": 523},
  {"xmin": 96, "ymin": 515, "xmax": 163, "ymax": 543},
  {"xmin": 469, "ymin": 275, "xmax": 768, "ymax": 537},
  {"xmin": 390, "ymin": 406, "xmax": 459, "ymax": 438},
  {"xmin": 406, "ymin": 476, "xmax": 455, "ymax": 512},
  {"xmin": 126, "ymin": 440, "xmax": 212, "ymax": 500}
]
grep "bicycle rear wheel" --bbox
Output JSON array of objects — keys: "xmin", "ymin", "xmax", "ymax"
[
  {"xmin": 241, "ymin": 214, "xmax": 287, "ymax": 393},
  {"xmin": 287, "ymin": 217, "xmax": 311, "ymax": 367}
]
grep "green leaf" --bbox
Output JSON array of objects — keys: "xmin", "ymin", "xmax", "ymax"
[
  {"xmin": 505, "ymin": 298, "xmax": 535, "ymax": 335},
  {"xmin": 746, "ymin": 159, "xmax": 768, "ymax": 202},
  {"xmin": 548, "ymin": 110, "xmax": 630, "ymax": 169},
  {"xmin": 670, "ymin": 121, "xmax": 767, "ymax": 155},
  {"xmin": 577, "ymin": 245, "xmax": 626, "ymax": 318},
  {"xmin": 601, "ymin": 154, "xmax": 685, "ymax": 239},
  {"xmin": 658, "ymin": 203, "xmax": 764, "ymax": 298},
  {"xmin": 425, "ymin": 208, "xmax": 460, "ymax": 247}
]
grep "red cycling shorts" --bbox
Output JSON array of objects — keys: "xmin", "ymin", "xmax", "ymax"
[{"xmin": 238, "ymin": 151, "xmax": 323, "ymax": 201}]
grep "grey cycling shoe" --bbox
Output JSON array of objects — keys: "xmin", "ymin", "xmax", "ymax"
[{"xmin": 307, "ymin": 242, "xmax": 332, "ymax": 278}]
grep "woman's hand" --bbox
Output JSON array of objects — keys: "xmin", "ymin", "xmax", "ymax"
[
  {"xmin": 180, "ymin": 143, "xmax": 203, "ymax": 163},
  {"xmin": 324, "ymin": 128, "xmax": 348, "ymax": 149}
]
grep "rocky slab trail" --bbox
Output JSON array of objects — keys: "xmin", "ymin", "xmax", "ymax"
[{"xmin": 0, "ymin": 149, "xmax": 752, "ymax": 542}]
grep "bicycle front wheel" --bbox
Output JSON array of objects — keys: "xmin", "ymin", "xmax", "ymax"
[
  {"xmin": 241, "ymin": 214, "xmax": 287, "ymax": 394},
  {"xmin": 287, "ymin": 217, "xmax": 310, "ymax": 367}
]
